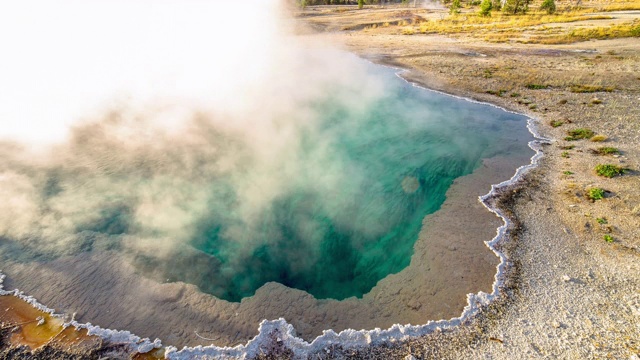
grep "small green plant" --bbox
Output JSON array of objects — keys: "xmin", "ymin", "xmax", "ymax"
[
  {"xmin": 592, "ymin": 147, "xmax": 620, "ymax": 155},
  {"xmin": 526, "ymin": 84, "xmax": 548, "ymax": 90},
  {"xmin": 510, "ymin": 92, "xmax": 521, "ymax": 97},
  {"xmin": 561, "ymin": 151, "xmax": 570, "ymax": 158},
  {"xmin": 590, "ymin": 98, "xmax": 603, "ymax": 104},
  {"xmin": 358, "ymin": 0, "xmax": 365, "ymax": 9},
  {"xmin": 603, "ymin": 234, "xmax": 614, "ymax": 243},
  {"xmin": 566, "ymin": 128, "xmax": 595, "ymax": 141},
  {"xmin": 540, "ymin": 0, "xmax": 556, "ymax": 13},
  {"xmin": 596, "ymin": 217, "xmax": 608, "ymax": 224},
  {"xmin": 559, "ymin": 145, "xmax": 575, "ymax": 150},
  {"xmin": 479, "ymin": 0, "xmax": 493, "ymax": 16},
  {"xmin": 590, "ymin": 135, "xmax": 607, "ymax": 142},
  {"xmin": 450, "ymin": 0, "xmax": 461, "ymax": 14},
  {"xmin": 595, "ymin": 164, "xmax": 625, "ymax": 178},
  {"xmin": 563, "ymin": 171, "xmax": 574, "ymax": 175},
  {"xmin": 587, "ymin": 187, "xmax": 606, "ymax": 200},
  {"xmin": 550, "ymin": 120, "xmax": 563, "ymax": 128}
]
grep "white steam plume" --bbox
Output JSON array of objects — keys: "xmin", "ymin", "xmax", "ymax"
[{"xmin": 0, "ymin": 0, "xmax": 394, "ymax": 290}]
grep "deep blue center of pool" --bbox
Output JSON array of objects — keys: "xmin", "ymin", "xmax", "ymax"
[{"xmin": 181, "ymin": 64, "xmax": 531, "ymax": 301}]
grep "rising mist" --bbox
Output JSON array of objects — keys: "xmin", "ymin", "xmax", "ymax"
[{"xmin": 0, "ymin": 0, "xmax": 517, "ymax": 301}]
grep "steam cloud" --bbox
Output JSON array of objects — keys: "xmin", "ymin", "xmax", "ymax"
[{"xmin": 0, "ymin": 0, "xmax": 513, "ymax": 301}]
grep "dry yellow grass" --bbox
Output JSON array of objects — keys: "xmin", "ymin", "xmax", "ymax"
[
  {"xmin": 415, "ymin": 12, "xmax": 610, "ymax": 35},
  {"xmin": 399, "ymin": 10, "xmax": 638, "ymax": 44},
  {"xmin": 526, "ymin": 19, "xmax": 639, "ymax": 43},
  {"xmin": 594, "ymin": 0, "xmax": 640, "ymax": 12}
]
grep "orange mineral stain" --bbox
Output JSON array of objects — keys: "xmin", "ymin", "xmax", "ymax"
[
  {"xmin": 133, "ymin": 347, "xmax": 166, "ymax": 360},
  {"xmin": 0, "ymin": 294, "xmax": 166, "ymax": 357},
  {"xmin": 0, "ymin": 294, "xmax": 64, "ymax": 349},
  {"xmin": 0, "ymin": 295, "xmax": 94, "ymax": 351}
]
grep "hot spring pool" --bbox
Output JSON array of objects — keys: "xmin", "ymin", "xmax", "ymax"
[
  {"xmin": 0, "ymin": 58, "xmax": 534, "ymax": 346},
  {"xmin": 147, "ymin": 65, "xmax": 531, "ymax": 302}
]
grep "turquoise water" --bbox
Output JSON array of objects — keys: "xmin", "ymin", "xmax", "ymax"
[
  {"xmin": 0, "ymin": 61, "xmax": 533, "ymax": 303},
  {"xmin": 178, "ymin": 65, "xmax": 532, "ymax": 302}
]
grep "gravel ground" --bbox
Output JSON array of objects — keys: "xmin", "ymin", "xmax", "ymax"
[{"xmin": 311, "ymin": 7, "xmax": 640, "ymax": 359}]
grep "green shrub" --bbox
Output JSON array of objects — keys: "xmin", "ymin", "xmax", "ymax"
[
  {"xmin": 596, "ymin": 217, "xmax": 608, "ymax": 224},
  {"xmin": 603, "ymin": 234, "xmax": 614, "ymax": 243},
  {"xmin": 540, "ymin": 0, "xmax": 556, "ymax": 14},
  {"xmin": 563, "ymin": 171, "xmax": 574, "ymax": 175},
  {"xmin": 550, "ymin": 120, "xmax": 563, "ymax": 128},
  {"xmin": 561, "ymin": 151, "xmax": 570, "ymax": 158},
  {"xmin": 592, "ymin": 147, "xmax": 620, "ymax": 155},
  {"xmin": 526, "ymin": 84, "xmax": 548, "ymax": 90},
  {"xmin": 566, "ymin": 128, "xmax": 594, "ymax": 141},
  {"xmin": 595, "ymin": 164, "xmax": 625, "ymax": 178},
  {"xmin": 587, "ymin": 187, "xmax": 605, "ymax": 200},
  {"xmin": 479, "ymin": 0, "xmax": 493, "ymax": 16},
  {"xmin": 450, "ymin": 0, "xmax": 461, "ymax": 14}
]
